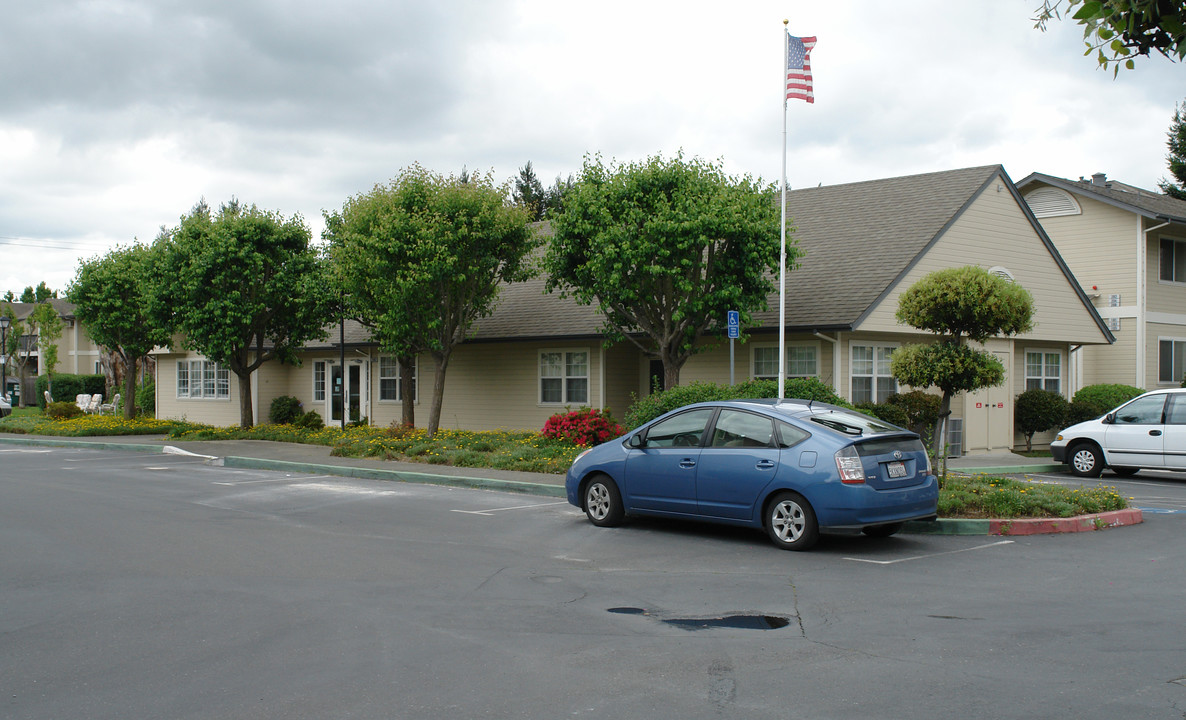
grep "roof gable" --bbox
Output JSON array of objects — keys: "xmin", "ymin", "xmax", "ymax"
[{"xmin": 1017, "ymin": 172, "xmax": 1186, "ymax": 224}]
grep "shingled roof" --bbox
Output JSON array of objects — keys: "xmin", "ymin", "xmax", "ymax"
[
  {"xmin": 301, "ymin": 164, "xmax": 1019, "ymax": 349},
  {"xmin": 1017, "ymin": 172, "xmax": 1186, "ymax": 224}
]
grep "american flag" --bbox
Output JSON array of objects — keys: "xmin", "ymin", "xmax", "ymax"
[{"xmin": 786, "ymin": 33, "xmax": 816, "ymax": 104}]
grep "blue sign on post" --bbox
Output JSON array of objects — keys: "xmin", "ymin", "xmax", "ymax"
[{"xmin": 727, "ymin": 310, "xmax": 740, "ymax": 339}]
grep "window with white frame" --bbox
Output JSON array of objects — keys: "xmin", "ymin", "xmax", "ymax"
[
  {"xmin": 752, "ymin": 344, "xmax": 818, "ymax": 380},
  {"xmin": 379, "ymin": 356, "xmax": 417, "ymax": 402},
  {"xmin": 1160, "ymin": 238, "xmax": 1186, "ymax": 283},
  {"xmin": 1025, "ymin": 351, "xmax": 1062, "ymax": 393},
  {"xmin": 313, "ymin": 361, "xmax": 326, "ymax": 402},
  {"xmin": 176, "ymin": 359, "xmax": 230, "ymax": 399},
  {"xmin": 1160, "ymin": 339, "xmax": 1186, "ymax": 384},
  {"xmin": 540, "ymin": 350, "xmax": 588, "ymax": 404},
  {"xmin": 850, "ymin": 345, "xmax": 897, "ymax": 404}
]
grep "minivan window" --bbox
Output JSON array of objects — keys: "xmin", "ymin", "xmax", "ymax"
[{"xmin": 1114, "ymin": 395, "xmax": 1167, "ymax": 425}]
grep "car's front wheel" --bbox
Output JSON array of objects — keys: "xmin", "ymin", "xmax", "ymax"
[
  {"xmin": 765, "ymin": 492, "xmax": 819, "ymax": 551},
  {"xmin": 582, "ymin": 474, "xmax": 625, "ymax": 527},
  {"xmin": 1068, "ymin": 442, "xmax": 1104, "ymax": 478}
]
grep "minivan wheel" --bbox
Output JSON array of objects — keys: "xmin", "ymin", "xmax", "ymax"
[
  {"xmin": 765, "ymin": 492, "xmax": 819, "ymax": 551},
  {"xmin": 582, "ymin": 474, "xmax": 625, "ymax": 527},
  {"xmin": 1068, "ymin": 443, "xmax": 1104, "ymax": 478}
]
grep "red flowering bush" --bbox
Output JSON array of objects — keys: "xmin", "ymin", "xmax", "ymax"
[{"xmin": 541, "ymin": 407, "xmax": 626, "ymax": 447}]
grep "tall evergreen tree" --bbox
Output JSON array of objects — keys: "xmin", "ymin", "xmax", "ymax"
[
  {"xmin": 1159, "ymin": 100, "xmax": 1186, "ymax": 200},
  {"xmin": 513, "ymin": 161, "xmax": 546, "ymax": 221}
]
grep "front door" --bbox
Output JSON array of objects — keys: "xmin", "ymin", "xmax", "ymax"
[
  {"xmin": 965, "ymin": 341, "xmax": 1013, "ymax": 453},
  {"xmin": 330, "ymin": 362, "xmax": 368, "ymax": 424}
]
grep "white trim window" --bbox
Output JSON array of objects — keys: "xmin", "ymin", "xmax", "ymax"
[
  {"xmin": 313, "ymin": 361, "xmax": 327, "ymax": 402},
  {"xmin": 850, "ymin": 344, "xmax": 897, "ymax": 404},
  {"xmin": 379, "ymin": 356, "xmax": 417, "ymax": 402},
  {"xmin": 176, "ymin": 359, "xmax": 229, "ymax": 399},
  {"xmin": 752, "ymin": 343, "xmax": 819, "ymax": 380},
  {"xmin": 1160, "ymin": 237, "xmax": 1186, "ymax": 284},
  {"xmin": 1025, "ymin": 351, "xmax": 1062, "ymax": 393},
  {"xmin": 1160, "ymin": 339, "xmax": 1186, "ymax": 385},
  {"xmin": 540, "ymin": 350, "xmax": 588, "ymax": 404}
]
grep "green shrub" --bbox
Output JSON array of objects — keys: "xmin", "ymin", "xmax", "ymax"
[
  {"xmin": 297, "ymin": 410, "xmax": 324, "ymax": 429},
  {"xmin": 36, "ymin": 374, "xmax": 106, "ymax": 408},
  {"xmin": 1015, "ymin": 388, "xmax": 1069, "ymax": 451},
  {"xmin": 623, "ymin": 377, "xmax": 849, "ymax": 429},
  {"xmin": 46, "ymin": 401, "xmax": 85, "ymax": 420},
  {"xmin": 1064, "ymin": 400, "xmax": 1105, "ymax": 427},
  {"xmin": 136, "ymin": 378, "xmax": 155, "ymax": 416},
  {"xmin": 1072, "ymin": 384, "xmax": 1144, "ymax": 413},
  {"xmin": 269, "ymin": 396, "xmax": 304, "ymax": 425},
  {"xmin": 855, "ymin": 401, "xmax": 909, "ymax": 427},
  {"xmin": 886, "ymin": 391, "xmax": 940, "ymax": 440}
]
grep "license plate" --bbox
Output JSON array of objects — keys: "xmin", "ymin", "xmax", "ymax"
[{"xmin": 887, "ymin": 461, "xmax": 907, "ymax": 478}]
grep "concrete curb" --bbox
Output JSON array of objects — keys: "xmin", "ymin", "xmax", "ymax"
[
  {"xmin": 905, "ymin": 508, "xmax": 1143, "ymax": 536},
  {"xmin": 950, "ymin": 463, "xmax": 1066, "ymax": 475},
  {"xmin": 0, "ymin": 435, "xmax": 166, "ymax": 454},
  {"xmin": 221, "ymin": 456, "xmax": 568, "ymax": 498}
]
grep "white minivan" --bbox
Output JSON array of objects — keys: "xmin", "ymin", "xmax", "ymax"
[{"xmin": 1050, "ymin": 388, "xmax": 1186, "ymax": 477}]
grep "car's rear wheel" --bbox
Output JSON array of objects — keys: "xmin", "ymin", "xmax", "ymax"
[
  {"xmin": 1068, "ymin": 442, "xmax": 1104, "ymax": 478},
  {"xmin": 582, "ymin": 474, "xmax": 625, "ymax": 527},
  {"xmin": 1111, "ymin": 466, "xmax": 1139, "ymax": 477},
  {"xmin": 765, "ymin": 492, "xmax": 819, "ymax": 551},
  {"xmin": 862, "ymin": 522, "xmax": 904, "ymax": 538}
]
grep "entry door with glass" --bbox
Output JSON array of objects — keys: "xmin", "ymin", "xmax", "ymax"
[{"xmin": 330, "ymin": 362, "xmax": 368, "ymax": 423}]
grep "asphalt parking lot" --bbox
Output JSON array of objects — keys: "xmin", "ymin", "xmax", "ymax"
[{"xmin": 3, "ymin": 446, "xmax": 1185, "ymax": 719}]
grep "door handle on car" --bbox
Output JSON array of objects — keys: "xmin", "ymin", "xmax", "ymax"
[
  {"xmin": 679, "ymin": 459, "xmax": 697, "ymax": 468},
  {"xmin": 756, "ymin": 460, "xmax": 776, "ymax": 469},
  {"xmin": 1149, "ymin": 430, "xmax": 1162, "ymax": 436}
]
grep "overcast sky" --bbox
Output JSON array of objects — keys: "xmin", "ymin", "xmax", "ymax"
[{"xmin": 1, "ymin": 0, "xmax": 1182, "ymax": 296}]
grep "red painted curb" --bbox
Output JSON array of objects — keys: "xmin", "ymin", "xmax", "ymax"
[{"xmin": 989, "ymin": 508, "xmax": 1144, "ymax": 536}]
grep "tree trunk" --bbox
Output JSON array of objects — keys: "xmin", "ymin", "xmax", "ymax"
[
  {"xmin": 123, "ymin": 354, "xmax": 137, "ymax": 419},
  {"xmin": 933, "ymin": 392, "xmax": 953, "ymax": 477},
  {"xmin": 426, "ymin": 353, "xmax": 449, "ymax": 437},
  {"xmin": 237, "ymin": 370, "xmax": 253, "ymax": 428},
  {"xmin": 399, "ymin": 356, "xmax": 415, "ymax": 427}
]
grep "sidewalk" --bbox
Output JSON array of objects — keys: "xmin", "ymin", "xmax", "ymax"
[{"xmin": 0, "ymin": 433, "xmax": 1139, "ymax": 536}]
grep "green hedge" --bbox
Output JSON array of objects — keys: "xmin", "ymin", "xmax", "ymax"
[
  {"xmin": 35, "ymin": 374, "xmax": 107, "ymax": 408},
  {"xmin": 623, "ymin": 378, "xmax": 849, "ymax": 429}
]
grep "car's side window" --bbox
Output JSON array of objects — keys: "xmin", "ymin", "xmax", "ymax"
[
  {"xmin": 710, "ymin": 410, "xmax": 775, "ymax": 448},
  {"xmin": 644, "ymin": 408, "xmax": 714, "ymax": 448},
  {"xmin": 1167, "ymin": 395, "xmax": 1186, "ymax": 425},
  {"xmin": 1114, "ymin": 395, "xmax": 1167, "ymax": 425},
  {"xmin": 777, "ymin": 421, "xmax": 810, "ymax": 449}
]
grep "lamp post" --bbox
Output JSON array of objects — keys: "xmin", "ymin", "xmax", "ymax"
[{"xmin": 0, "ymin": 314, "xmax": 9, "ymax": 403}]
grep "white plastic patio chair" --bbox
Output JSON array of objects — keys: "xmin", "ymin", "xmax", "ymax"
[
  {"xmin": 99, "ymin": 394, "xmax": 120, "ymax": 415},
  {"xmin": 86, "ymin": 394, "xmax": 102, "ymax": 414},
  {"xmin": 75, "ymin": 394, "xmax": 91, "ymax": 412}
]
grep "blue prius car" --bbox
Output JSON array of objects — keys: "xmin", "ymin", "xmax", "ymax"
[{"xmin": 565, "ymin": 399, "xmax": 938, "ymax": 551}]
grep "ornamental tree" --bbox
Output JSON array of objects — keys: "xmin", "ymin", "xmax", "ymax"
[
  {"xmin": 545, "ymin": 152, "xmax": 785, "ymax": 389},
  {"xmin": 69, "ymin": 245, "xmax": 173, "ymax": 418},
  {"xmin": 327, "ymin": 165, "xmax": 537, "ymax": 436},
  {"xmin": 29, "ymin": 303, "xmax": 64, "ymax": 398},
  {"xmin": 890, "ymin": 266, "xmax": 1035, "ymax": 464},
  {"xmin": 151, "ymin": 200, "xmax": 332, "ymax": 427}
]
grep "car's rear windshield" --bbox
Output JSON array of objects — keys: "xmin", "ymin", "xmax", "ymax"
[{"xmin": 807, "ymin": 410, "xmax": 900, "ymax": 436}]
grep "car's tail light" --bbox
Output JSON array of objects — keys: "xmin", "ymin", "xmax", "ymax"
[{"xmin": 835, "ymin": 446, "xmax": 865, "ymax": 484}]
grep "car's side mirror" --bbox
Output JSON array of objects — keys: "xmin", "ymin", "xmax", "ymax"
[
  {"xmin": 1103, "ymin": 412, "xmax": 1115, "ymax": 424},
  {"xmin": 627, "ymin": 434, "xmax": 644, "ymax": 449}
]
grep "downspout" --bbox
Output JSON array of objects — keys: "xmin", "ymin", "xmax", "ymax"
[
  {"xmin": 1140, "ymin": 219, "xmax": 1171, "ymax": 387},
  {"xmin": 813, "ymin": 331, "xmax": 841, "ymax": 394},
  {"xmin": 599, "ymin": 345, "xmax": 606, "ymax": 412},
  {"xmin": 1069, "ymin": 344, "xmax": 1082, "ymax": 396}
]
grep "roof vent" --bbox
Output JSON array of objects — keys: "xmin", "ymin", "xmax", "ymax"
[
  {"xmin": 1092, "ymin": 172, "xmax": 1107, "ymax": 187},
  {"xmin": 988, "ymin": 266, "xmax": 1015, "ymax": 283},
  {"xmin": 1024, "ymin": 188, "xmax": 1081, "ymax": 218}
]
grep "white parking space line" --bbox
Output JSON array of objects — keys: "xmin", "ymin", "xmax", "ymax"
[
  {"xmin": 0, "ymin": 448, "xmax": 53, "ymax": 453},
  {"xmin": 452, "ymin": 500, "xmax": 570, "ymax": 516},
  {"xmin": 844, "ymin": 540, "xmax": 1014, "ymax": 565}
]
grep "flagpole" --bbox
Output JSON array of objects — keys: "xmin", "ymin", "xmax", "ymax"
[{"xmin": 778, "ymin": 20, "xmax": 789, "ymax": 401}]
